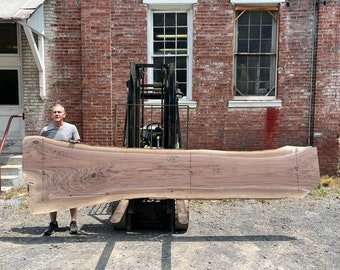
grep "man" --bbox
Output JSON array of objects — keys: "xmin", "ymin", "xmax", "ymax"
[{"xmin": 40, "ymin": 103, "xmax": 81, "ymax": 236}]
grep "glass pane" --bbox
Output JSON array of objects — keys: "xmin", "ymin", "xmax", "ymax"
[
  {"xmin": 176, "ymin": 57, "xmax": 186, "ymax": 68},
  {"xmin": 165, "ymin": 13, "xmax": 175, "ymax": 26},
  {"xmin": 248, "ymin": 68, "xmax": 257, "ymax": 81},
  {"xmin": 260, "ymin": 68, "xmax": 269, "ymax": 81},
  {"xmin": 238, "ymin": 40, "xmax": 248, "ymax": 52},
  {"xmin": 0, "ymin": 23, "xmax": 17, "ymax": 54},
  {"xmin": 260, "ymin": 56, "xmax": 270, "ymax": 67},
  {"xmin": 262, "ymin": 12, "xmax": 272, "ymax": 25},
  {"xmin": 250, "ymin": 26, "xmax": 260, "ymax": 39},
  {"xmin": 237, "ymin": 56, "xmax": 247, "ymax": 66},
  {"xmin": 248, "ymin": 56, "xmax": 259, "ymax": 67},
  {"xmin": 248, "ymin": 82, "xmax": 256, "ymax": 95},
  {"xmin": 0, "ymin": 70, "xmax": 19, "ymax": 105},
  {"xmin": 268, "ymin": 89, "xmax": 275, "ymax": 96},
  {"xmin": 176, "ymin": 70, "xmax": 186, "ymax": 83},
  {"xmin": 177, "ymin": 82, "xmax": 187, "ymax": 96},
  {"xmin": 238, "ymin": 26, "xmax": 248, "ymax": 39},
  {"xmin": 261, "ymin": 26, "xmax": 272, "ymax": 39},
  {"xmin": 153, "ymin": 69, "xmax": 162, "ymax": 82},
  {"xmin": 250, "ymin": 11, "xmax": 261, "ymax": 24},
  {"xmin": 154, "ymin": 42, "xmax": 164, "ymax": 55},
  {"xmin": 177, "ymin": 13, "xmax": 187, "ymax": 26},
  {"xmin": 238, "ymin": 12, "xmax": 249, "ymax": 25},
  {"xmin": 259, "ymin": 82, "xmax": 268, "ymax": 89},
  {"xmin": 177, "ymin": 27, "xmax": 187, "ymax": 40},
  {"xmin": 165, "ymin": 27, "xmax": 176, "ymax": 40},
  {"xmin": 153, "ymin": 14, "xmax": 164, "ymax": 27},
  {"xmin": 236, "ymin": 76, "xmax": 247, "ymax": 94},
  {"xmin": 154, "ymin": 57, "xmax": 163, "ymax": 65},
  {"xmin": 249, "ymin": 40, "xmax": 260, "ymax": 53},
  {"xmin": 165, "ymin": 57, "xmax": 175, "ymax": 65},
  {"xmin": 236, "ymin": 60, "xmax": 248, "ymax": 95},
  {"xmin": 177, "ymin": 41, "xmax": 187, "ymax": 53},
  {"xmin": 165, "ymin": 42, "xmax": 175, "ymax": 54},
  {"xmin": 261, "ymin": 40, "xmax": 271, "ymax": 53},
  {"xmin": 154, "ymin": 28, "xmax": 164, "ymax": 41}
]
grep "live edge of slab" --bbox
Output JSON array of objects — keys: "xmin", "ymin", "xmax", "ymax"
[{"xmin": 22, "ymin": 136, "xmax": 320, "ymax": 214}]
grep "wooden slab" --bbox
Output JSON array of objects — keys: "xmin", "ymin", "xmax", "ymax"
[{"xmin": 22, "ymin": 136, "xmax": 320, "ymax": 214}]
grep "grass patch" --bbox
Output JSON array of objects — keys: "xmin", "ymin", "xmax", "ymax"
[
  {"xmin": 320, "ymin": 175, "xmax": 340, "ymax": 188},
  {"xmin": 0, "ymin": 185, "xmax": 28, "ymax": 200},
  {"xmin": 309, "ymin": 176, "xmax": 340, "ymax": 198}
]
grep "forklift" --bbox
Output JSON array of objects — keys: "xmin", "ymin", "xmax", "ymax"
[{"xmin": 110, "ymin": 62, "xmax": 189, "ymax": 231}]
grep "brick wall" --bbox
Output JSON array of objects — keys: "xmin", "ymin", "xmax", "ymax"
[
  {"xmin": 22, "ymin": 0, "xmax": 339, "ymax": 175},
  {"xmin": 190, "ymin": 1, "xmax": 233, "ymax": 150},
  {"xmin": 110, "ymin": 0, "xmax": 148, "ymax": 146},
  {"xmin": 43, "ymin": 0, "xmax": 83, "ymax": 134},
  {"xmin": 313, "ymin": 1, "xmax": 340, "ymax": 175},
  {"xmin": 79, "ymin": 0, "xmax": 113, "ymax": 145},
  {"xmin": 190, "ymin": 1, "xmax": 314, "ymax": 152},
  {"xmin": 21, "ymin": 30, "xmax": 45, "ymax": 135}
]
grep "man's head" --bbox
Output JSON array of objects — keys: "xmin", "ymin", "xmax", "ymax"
[{"xmin": 51, "ymin": 104, "xmax": 66, "ymax": 126}]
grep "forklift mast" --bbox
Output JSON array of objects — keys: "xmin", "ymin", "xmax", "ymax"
[
  {"xmin": 124, "ymin": 62, "xmax": 182, "ymax": 149},
  {"xmin": 111, "ymin": 62, "xmax": 188, "ymax": 231}
]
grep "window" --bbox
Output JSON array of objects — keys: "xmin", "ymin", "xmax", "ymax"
[
  {"xmin": 0, "ymin": 23, "xmax": 20, "ymax": 106},
  {"xmin": 0, "ymin": 23, "xmax": 18, "ymax": 54},
  {"xmin": 147, "ymin": 5, "xmax": 194, "ymax": 101},
  {"xmin": 234, "ymin": 8, "xmax": 278, "ymax": 99},
  {"xmin": 0, "ymin": 70, "xmax": 19, "ymax": 105},
  {"xmin": 153, "ymin": 12, "xmax": 188, "ymax": 96}
]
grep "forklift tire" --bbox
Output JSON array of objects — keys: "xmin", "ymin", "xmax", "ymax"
[
  {"xmin": 174, "ymin": 200, "xmax": 189, "ymax": 232},
  {"xmin": 111, "ymin": 201, "xmax": 128, "ymax": 230}
]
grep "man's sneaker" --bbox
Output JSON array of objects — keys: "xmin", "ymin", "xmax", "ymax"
[
  {"xmin": 44, "ymin": 221, "xmax": 59, "ymax": 236},
  {"xmin": 69, "ymin": 221, "xmax": 78, "ymax": 234}
]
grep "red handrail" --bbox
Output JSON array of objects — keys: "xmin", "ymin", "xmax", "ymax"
[{"xmin": 0, "ymin": 114, "xmax": 25, "ymax": 193}]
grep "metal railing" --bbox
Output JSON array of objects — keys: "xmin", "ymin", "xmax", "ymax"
[{"xmin": 0, "ymin": 114, "xmax": 25, "ymax": 193}]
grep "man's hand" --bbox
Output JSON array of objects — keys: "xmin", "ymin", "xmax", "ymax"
[{"xmin": 68, "ymin": 140, "xmax": 80, "ymax": 144}]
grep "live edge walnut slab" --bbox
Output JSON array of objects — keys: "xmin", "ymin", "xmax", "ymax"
[{"xmin": 22, "ymin": 136, "xmax": 320, "ymax": 215}]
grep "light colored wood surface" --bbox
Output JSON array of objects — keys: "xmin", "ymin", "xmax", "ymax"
[{"xmin": 22, "ymin": 136, "xmax": 320, "ymax": 214}]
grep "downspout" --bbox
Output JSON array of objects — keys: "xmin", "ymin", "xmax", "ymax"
[{"xmin": 308, "ymin": 0, "xmax": 320, "ymax": 146}]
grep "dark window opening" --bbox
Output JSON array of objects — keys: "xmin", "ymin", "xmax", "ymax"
[
  {"xmin": 0, "ymin": 70, "xmax": 19, "ymax": 105},
  {"xmin": 0, "ymin": 23, "xmax": 18, "ymax": 54}
]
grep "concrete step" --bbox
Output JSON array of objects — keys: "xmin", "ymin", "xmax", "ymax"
[
  {"xmin": 0, "ymin": 154, "xmax": 22, "ymax": 165},
  {"xmin": 1, "ymin": 164, "xmax": 22, "ymax": 175},
  {"xmin": 0, "ymin": 186, "xmax": 13, "ymax": 194},
  {"xmin": 1, "ymin": 154, "xmax": 24, "ymax": 193},
  {"xmin": 1, "ymin": 174, "xmax": 21, "ymax": 186}
]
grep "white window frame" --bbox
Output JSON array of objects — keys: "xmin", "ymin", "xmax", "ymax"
[{"xmin": 145, "ymin": 2, "xmax": 196, "ymax": 107}]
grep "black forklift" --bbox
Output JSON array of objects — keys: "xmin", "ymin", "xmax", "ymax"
[{"xmin": 110, "ymin": 62, "xmax": 189, "ymax": 231}]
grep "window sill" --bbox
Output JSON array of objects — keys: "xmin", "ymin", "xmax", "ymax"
[
  {"xmin": 228, "ymin": 99, "xmax": 282, "ymax": 108},
  {"xmin": 230, "ymin": 0, "xmax": 284, "ymax": 4},
  {"xmin": 144, "ymin": 0, "xmax": 197, "ymax": 4},
  {"xmin": 144, "ymin": 99, "xmax": 197, "ymax": 109}
]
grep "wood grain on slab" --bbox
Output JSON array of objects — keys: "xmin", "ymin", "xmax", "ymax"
[{"xmin": 22, "ymin": 136, "xmax": 320, "ymax": 214}]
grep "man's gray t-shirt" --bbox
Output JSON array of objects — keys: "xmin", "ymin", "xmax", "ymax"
[{"xmin": 40, "ymin": 122, "xmax": 80, "ymax": 142}]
